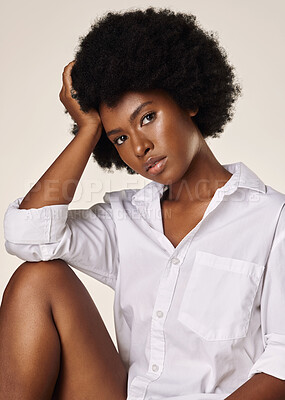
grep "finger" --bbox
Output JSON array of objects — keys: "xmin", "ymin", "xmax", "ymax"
[
  {"xmin": 62, "ymin": 61, "xmax": 76, "ymax": 90},
  {"xmin": 70, "ymin": 88, "xmax": 78, "ymax": 99},
  {"xmin": 62, "ymin": 63, "xmax": 73, "ymax": 88}
]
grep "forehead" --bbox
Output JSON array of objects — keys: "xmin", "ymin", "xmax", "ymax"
[{"xmin": 99, "ymin": 88, "xmax": 176, "ymax": 118}]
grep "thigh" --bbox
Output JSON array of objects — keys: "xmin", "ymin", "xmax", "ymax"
[
  {"xmin": 48, "ymin": 260, "xmax": 128, "ymax": 400},
  {"xmin": 4, "ymin": 260, "xmax": 128, "ymax": 400}
]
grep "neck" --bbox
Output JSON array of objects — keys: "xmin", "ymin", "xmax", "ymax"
[{"xmin": 164, "ymin": 143, "xmax": 233, "ymax": 204}]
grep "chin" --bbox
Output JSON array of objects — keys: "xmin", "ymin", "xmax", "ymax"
[{"xmin": 159, "ymin": 168, "xmax": 183, "ymax": 186}]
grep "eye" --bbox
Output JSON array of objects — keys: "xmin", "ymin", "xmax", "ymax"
[
  {"xmin": 113, "ymin": 135, "xmax": 127, "ymax": 146},
  {"xmin": 141, "ymin": 111, "xmax": 156, "ymax": 126},
  {"xmin": 112, "ymin": 112, "xmax": 156, "ymax": 146}
]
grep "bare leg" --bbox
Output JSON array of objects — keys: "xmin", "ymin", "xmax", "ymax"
[{"xmin": 0, "ymin": 260, "xmax": 128, "ymax": 400}]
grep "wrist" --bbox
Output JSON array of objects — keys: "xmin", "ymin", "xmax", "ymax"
[{"xmin": 77, "ymin": 125, "xmax": 102, "ymax": 143}]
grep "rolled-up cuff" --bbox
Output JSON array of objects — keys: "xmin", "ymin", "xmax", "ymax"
[
  {"xmin": 3, "ymin": 197, "xmax": 69, "ymax": 244},
  {"xmin": 248, "ymin": 333, "xmax": 285, "ymax": 380}
]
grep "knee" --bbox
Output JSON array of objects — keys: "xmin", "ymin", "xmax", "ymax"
[{"xmin": 2, "ymin": 259, "xmax": 73, "ymax": 304}]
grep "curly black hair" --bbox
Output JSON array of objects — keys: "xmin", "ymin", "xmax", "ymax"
[{"xmin": 67, "ymin": 6, "xmax": 242, "ymax": 175}]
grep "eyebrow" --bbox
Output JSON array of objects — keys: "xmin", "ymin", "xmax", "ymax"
[{"xmin": 106, "ymin": 101, "xmax": 153, "ymax": 137}]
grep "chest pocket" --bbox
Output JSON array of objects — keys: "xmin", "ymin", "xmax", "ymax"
[{"xmin": 177, "ymin": 250, "xmax": 265, "ymax": 341}]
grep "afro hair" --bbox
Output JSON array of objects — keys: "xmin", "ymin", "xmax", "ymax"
[{"xmin": 68, "ymin": 6, "xmax": 242, "ymax": 174}]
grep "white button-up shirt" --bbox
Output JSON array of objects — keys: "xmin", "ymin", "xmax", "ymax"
[{"xmin": 3, "ymin": 161, "xmax": 285, "ymax": 400}]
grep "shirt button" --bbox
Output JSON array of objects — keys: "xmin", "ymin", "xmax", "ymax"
[
  {"xmin": 171, "ymin": 257, "xmax": 180, "ymax": 265},
  {"xmin": 152, "ymin": 364, "xmax": 159, "ymax": 372},
  {"xmin": 156, "ymin": 310, "xmax": 164, "ymax": 318}
]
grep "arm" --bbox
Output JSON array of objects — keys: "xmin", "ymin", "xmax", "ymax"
[
  {"xmin": 19, "ymin": 60, "xmax": 102, "ymax": 209},
  {"xmin": 4, "ymin": 61, "xmax": 118, "ymax": 289},
  {"xmin": 4, "ymin": 196, "xmax": 119, "ymax": 290},
  {"xmin": 225, "ymin": 372, "xmax": 285, "ymax": 400},
  {"xmin": 226, "ymin": 203, "xmax": 285, "ymax": 399}
]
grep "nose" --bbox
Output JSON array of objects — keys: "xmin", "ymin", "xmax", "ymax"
[{"xmin": 131, "ymin": 134, "xmax": 153, "ymax": 158}]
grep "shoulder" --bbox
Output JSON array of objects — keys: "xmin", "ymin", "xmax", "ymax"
[
  {"xmin": 102, "ymin": 187, "xmax": 138, "ymax": 205},
  {"xmin": 102, "ymin": 180, "xmax": 161, "ymax": 206},
  {"xmin": 266, "ymin": 186, "xmax": 285, "ymax": 227},
  {"xmin": 255, "ymin": 185, "xmax": 285, "ymax": 237},
  {"xmin": 263, "ymin": 184, "xmax": 285, "ymax": 210}
]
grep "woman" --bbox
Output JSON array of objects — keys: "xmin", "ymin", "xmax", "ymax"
[{"xmin": 1, "ymin": 7, "xmax": 285, "ymax": 400}]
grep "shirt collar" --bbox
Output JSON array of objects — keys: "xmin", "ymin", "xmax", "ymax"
[{"xmin": 131, "ymin": 161, "xmax": 266, "ymax": 206}]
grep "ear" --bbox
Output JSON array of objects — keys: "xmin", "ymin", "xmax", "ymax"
[{"xmin": 189, "ymin": 107, "xmax": 198, "ymax": 117}]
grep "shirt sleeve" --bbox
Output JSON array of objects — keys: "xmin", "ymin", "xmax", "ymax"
[
  {"xmin": 3, "ymin": 195, "xmax": 119, "ymax": 290},
  {"xmin": 248, "ymin": 202, "xmax": 285, "ymax": 380}
]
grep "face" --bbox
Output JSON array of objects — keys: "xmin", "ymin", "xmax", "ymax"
[{"xmin": 99, "ymin": 88, "xmax": 202, "ymax": 185}]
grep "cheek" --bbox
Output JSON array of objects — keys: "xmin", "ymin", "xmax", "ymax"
[
  {"xmin": 170, "ymin": 129, "xmax": 197, "ymax": 164},
  {"xmin": 115, "ymin": 147, "xmax": 126, "ymax": 162},
  {"xmin": 115, "ymin": 146, "xmax": 135, "ymax": 168}
]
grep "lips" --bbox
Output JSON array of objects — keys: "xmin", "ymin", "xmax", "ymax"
[
  {"xmin": 147, "ymin": 157, "xmax": 167, "ymax": 175},
  {"xmin": 144, "ymin": 156, "xmax": 166, "ymax": 171}
]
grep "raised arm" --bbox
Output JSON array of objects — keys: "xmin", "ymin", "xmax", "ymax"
[
  {"xmin": 4, "ymin": 62, "xmax": 119, "ymax": 288},
  {"xmin": 19, "ymin": 60, "xmax": 102, "ymax": 210}
]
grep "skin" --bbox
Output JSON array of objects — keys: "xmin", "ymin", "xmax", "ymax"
[
  {"xmin": 99, "ymin": 89, "xmax": 233, "ymax": 248},
  {"xmin": 99, "ymin": 89, "xmax": 233, "ymax": 205},
  {"xmin": 0, "ymin": 260, "xmax": 128, "ymax": 400}
]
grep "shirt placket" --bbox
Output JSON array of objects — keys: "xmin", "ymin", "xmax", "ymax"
[{"xmin": 127, "ymin": 230, "xmax": 199, "ymax": 400}]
